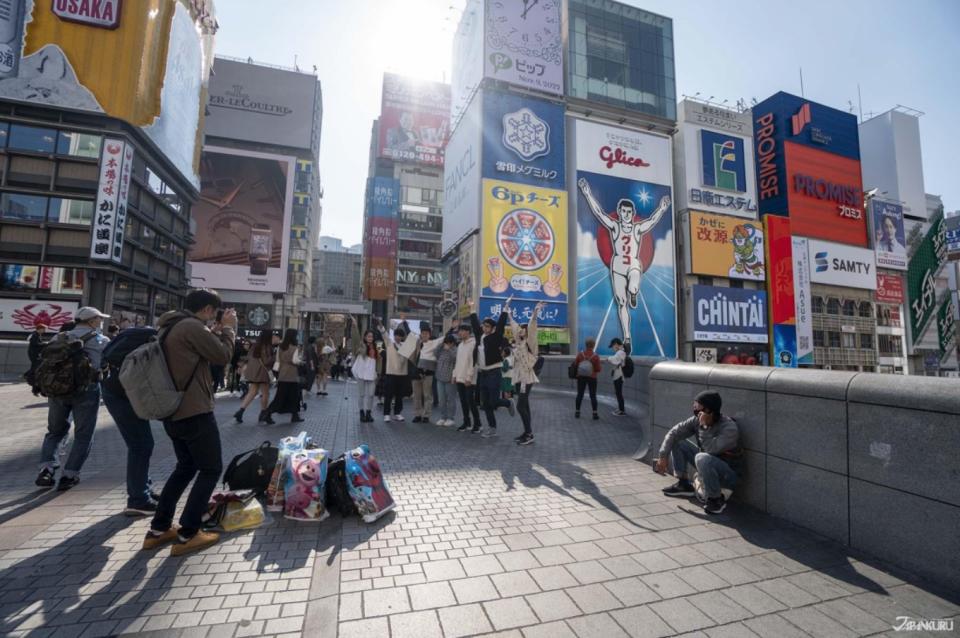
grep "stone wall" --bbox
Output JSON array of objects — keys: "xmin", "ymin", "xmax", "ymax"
[{"xmin": 645, "ymin": 361, "xmax": 960, "ymax": 591}]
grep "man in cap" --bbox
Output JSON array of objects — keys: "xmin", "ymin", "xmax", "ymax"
[
  {"xmin": 35, "ymin": 306, "xmax": 111, "ymax": 491},
  {"xmin": 653, "ymin": 391, "xmax": 741, "ymax": 514}
]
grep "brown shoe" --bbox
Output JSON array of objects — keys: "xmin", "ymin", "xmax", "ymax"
[
  {"xmin": 171, "ymin": 530, "xmax": 219, "ymax": 557},
  {"xmin": 142, "ymin": 527, "xmax": 179, "ymax": 551}
]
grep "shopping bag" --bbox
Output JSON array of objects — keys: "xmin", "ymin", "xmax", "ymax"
[
  {"xmin": 283, "ymin": 448, "xmax": 330, "ymax": 522},
  {"xmin": 344, "ymin": 444, "xmax": 396, "ymax": 523},
  {"xmin": 265, "ymin": 432, "xmax": 308, "ymax": 512},
  {"xmin": 204, "ymin": 491, "xmax": 264, "ymax": 532}
]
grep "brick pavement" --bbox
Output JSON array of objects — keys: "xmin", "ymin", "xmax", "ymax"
[{"xmin": 0, "ymin": 379, "xmax": 956, "ymax": 638}]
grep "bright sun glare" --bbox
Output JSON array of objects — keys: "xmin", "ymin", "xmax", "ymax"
[{"xmin": 374, "ymin": 0, "xmax": 461, "ymax": 83}]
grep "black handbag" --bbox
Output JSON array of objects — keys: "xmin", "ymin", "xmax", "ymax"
[{"xmin": 222, "ymin": 442, "xmax": 279, "ymax": 495}]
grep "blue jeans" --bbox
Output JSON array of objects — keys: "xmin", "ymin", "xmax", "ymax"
[
  {"xmin": 102, "ymin": 385, "xmax": 155, "ymax": 508},
  {"xmin": 40, "ymin": 385, "xmax": 101, "ymax": 479},
  {"xmin": 477, "ymin": 369, "xmax": 509, "ymax": 429},
  {"xmin": 437, "ymin": 381, "xmax": 458, "ymax": 421},
  {"xmin": 152, "ymin": 412, "xmax": 223, "ymax": 538},
  {"xmin": 670, "ymin": 439, "xmax": 738, "ymax": 499}
]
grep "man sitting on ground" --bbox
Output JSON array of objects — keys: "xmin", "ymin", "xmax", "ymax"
[{"xmin": 654, "ymin": 391, "xmax": 741, "ymax": 514}]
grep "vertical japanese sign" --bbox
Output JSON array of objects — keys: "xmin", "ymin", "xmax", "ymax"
[
  {"xmin": 937, "ymin": 295, "xmax": 956, "ymax": 358},
  {"xmin": 791, "ymin": 236, "xmax": 813, "ymax": 365},
  {"xmin": 90, "ymin": 137, "xmax": 132, "ymax": 263},
  {"xmin": 764, "ymin": 216, "xmax": 796, "ymax": 367},
  {"xmin": 907, "ymin": 214, "xmax": 946, "ymax": 344},
  {"xmin": 364, "ymin": 177, "xmax": 400, "ymax": 301}
]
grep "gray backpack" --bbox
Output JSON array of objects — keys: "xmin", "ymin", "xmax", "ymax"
[{"xmin": 119, "ymin": 318, "xmax": 200, "ymax": 420}]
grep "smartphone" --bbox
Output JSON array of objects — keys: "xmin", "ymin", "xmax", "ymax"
[{"xmin": 216, "ymin": 309, "xmax": 224, "ymax": 323}]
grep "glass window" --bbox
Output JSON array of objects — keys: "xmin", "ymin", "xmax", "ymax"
[
  {"xmin": 841, "ymin": 333, "xmax": 856, "ymax": 348},
  {"xmin": 842, "ymin": 300, "xmax": 856, "ymax": 316},
  {"xmin": 133, "ymin": 283, "xmax": 150, "ymax": 306},
  {"xmin": 56, "ymin": 132, "xmax": 101, "ymax": 158},
  {"xmin": 860, "ymin": 333, "xmax": 874, "ymax": 349},
  {"xmin": 828, "ymin": 332, "xmax": 842, "ymax": 348},
  {"xmin": 139, "ymin": 223, "xmax": 154, "ymax": 243},
  {"xmin": 157, "ymin": 207, "xmax": 173, "ymax": 232},
  {"xmin": 826, "ymin": 298, "xmax": 841, "ymax": 315},
  {"xmin": 48, "ymin": 197, "xmax": 94, "ymax": 225},
  {"xmin": 811, "ymin": 296, "xmax": 824, "ymax": 314},
  {"xmin": 0, "ymin": 121, "xmax": 8, "ymax": 147},
  {"xmin": 1, "ymin": 193, "xmax": 48, "ymax": 221},
  {"xmin": 37, "ymin": 267, "xmax": 84, "ymax": 295},
  {"xmin": 133, "ymin": 250, "xmax": 150, "ymax": 275},
  {"xmin": 0, "ymin": 264, "xmax": 41, "ymax": 290},
  {"xmin": 813, "ymin": 330, "xmax": 825, "ymax": 347},
  {"xmin": 729, "ymin": 280, "xmax": 744, "ymax": 289},
  {"xmin": 8, "ymin": 125, "xmax": 57, "ymax": 153},
  {"xmin": 697, "ymin": 276, "xmax": 712, "ymax": 286},
  {"xmin": 858, "ymin": 302, "xmax": 872, "ymax": 318}
]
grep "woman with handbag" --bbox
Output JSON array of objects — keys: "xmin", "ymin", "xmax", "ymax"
[
  {"xmin": 234, "ymin": 330, "xmax": 275, "ymax": 425},
  {"xmin": 266, "ymin": 329, "xmax": 305, "ymax": 423}
]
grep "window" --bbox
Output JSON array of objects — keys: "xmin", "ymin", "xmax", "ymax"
[
  {"xmin": 859, "ymin": 302, "xmax": 872, "ymax": 318},
  {"xmin": 729, "ymin": 280, "xmax": 744, "ymax": 289},
  {"xmin": 813, "ymin": 330, "xmax": 825, "ymax": 347},
  {"xmin": 37, "ymin": 267, "xmax": 84, "ymax": 295},
  {"xmin": 697, "ymin": 276, "xmax": 712, "ymax": 286},
  {"xmin": 48, "ymin": 198, "xmax": 94, "ymax": 225},
  {"xmin": 0, "ymin": 122, "xmax": 8, "ymax": 147},
  {"xmin": 860, "ymin": 333, "xmax": 874, "ymax": 349},
  {"xmin": 811, "ymin": 296, "xmax": 824, "ymax": 314},
  {"xmin": 1, "ymin": 193, "xmax": 48, "ymax": 222},
  {"xmin": 842, "ymin": 300, "xmax": 856, "ymax": 317},
  {"xmin": 878, "ymin": 334, "xmax": 903, "ymax": 356},
  {"xmin": 828, "ymin": 331, "xmax": 841, "ymax": 348},
  {"xmin": 841, "ymin": 333, "xmax": 856, "ymax": 348},
  {"xmin": 56, "ymin": 132, "xmax": 101, "ymax": 158},
  {"xmin": 8, "ymin": 125, "xmax": 57, "ymax": 153},
  {"xmin": 826, "ymin": 298, "xmax": 841, "ymax": 315},
  {"xmin": 0, "ymin": 264, "xmax": 42, "ymax": 291}
]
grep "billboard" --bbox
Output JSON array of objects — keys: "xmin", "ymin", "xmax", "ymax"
[
  {"xmin": 450, "ymin": 0, "xmax": 483, "ymax": 126},
  {"xmin": 692, "ymin": 286, "xmax": 768, "ymax": 343},
  {"xmin": 574, "ymin": 119, "xmax": 676, "ymax": 357},
  {"xmin": 366, "ymin": 256, "xmax": 396, "ymax": 301},
  {"xmin": 484, "ymin": 0, "xmax": 563, "ymax": 96},
  {"xmin": 688, "ymin": 211, "xmax": 765, "ymax": 281},
  {"xmin": 90, "ymin": 138, "xmax": 133, "ymax": 264},
  {"xmin": 764, "ymin": 216, "xmax": 796, "ymax": 367},
  {"xmin": 753, "ymin": 92, "xmax": 861, "ymax": 224},
  {"xmin": 0, "ymin": 298, "xmax": 78, "ymax": 333},
  {"xmin": 876, "ymin": 273, "xmax": 904, "ymax": 305},
  {"xmin": 938, "ymin": 295, "xmax": 956, "ymax": 356},
  {"xmin": 481, "ymin": 179, "xmax": 567, "ymax": 303},
  {"xmin": 443, "ymin": 90, "xmax": 482, "ymax": 253},
  {"xmin": 807, "ymin": 239, "xmax": 877, "ymax": 290},
  {"xmin": 783, "ymin": 142, "xmax": 867, "ymax": 246},
  {"xmin": 792, "ymin": 237, "xmax": 814, "ymax": 365},
  {"xmin": 870, "ymin": 200, "xmax": 908, "ymax": 270},
  {"xmin": 907, "ymin": 214, "xmax": 946, "ymax": 343},
  {"xmin": 482, "ymin": 90, "xmax": 564, "ymax": 188},
  {"xmin": 478, "ymin": 297, "xmax": 567, "ymax": 327},
  {"xmin": 378, "ymin": 73, "xmax": 450, "ymax": 166},
  {"xmin": 188, "ymin": 147, "xmax": 294, "ymax": 293},
  {"xmin": 945, "ymin": 214, "xmax": 960, "ymax": 261}
]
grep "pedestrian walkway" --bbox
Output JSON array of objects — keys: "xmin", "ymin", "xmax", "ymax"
[{"xmin": 0, "ymin": 380, "xmax": 956, "ymax": 638}]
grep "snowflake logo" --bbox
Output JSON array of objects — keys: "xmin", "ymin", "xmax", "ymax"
[{"xmin": 502, "ymin": 107, "xmax": 550, "ymax": 161}]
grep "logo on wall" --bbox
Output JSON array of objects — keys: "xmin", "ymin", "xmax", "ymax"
[
  {"xmin": 503, "ymin": 107, "xmax": 550, "ymax": 161},
  {"xmin": 247, "ymin": 306, "xmax": 271, "ymax": 327},
  {"xmin": 496, "ymin": 208, "xmax": 555, "ymax": 272},
  {"xmin": 52, "ymin": 0, "xmax": 122, "ymax": 29},
  {"xmin": 701, "ymin": 130, "xmax": 746, "ymax": 193},
  {"xmin": 791, "ymin": 103, "xmax": 811, "ymax": 135},
  {"xmin": 210, "ymin": 84, "xmax": 294, "ymax": 117},
  {"xmin": 815, "ymin": 251, "xmax": 829, "ymax": 272}
]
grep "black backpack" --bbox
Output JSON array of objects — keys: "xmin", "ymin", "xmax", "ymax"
[
  {"xmin": 533, "ymin": 355, "xmax": 545, "ymax": 376},
  {"xmin": 36, "ymin": 332, "xmax": 97, "ymax": 398},
  {"xmin": 622, "ymin": 356, "xmax": 635, "ymax": 379},
  {"xmin": 324, "ymin": 454, "xmax": 359, "ymax": 517},
  {"xmin": 222, "ymin": 442, "xmax": 279, "ymax": 495}
]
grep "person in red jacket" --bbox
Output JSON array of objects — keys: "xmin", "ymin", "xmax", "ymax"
[{"xmin": 573, "ymin": 337, "xmax": 602, "ymax": 420}]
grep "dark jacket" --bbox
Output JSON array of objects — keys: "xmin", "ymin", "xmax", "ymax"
[
  {"xmin": 659, "ymin": 414, "xmax": 743, "ymax": 474},
  {"xmin": 470, "ymin": 311, "xmax": 508, "ymax": 371},
  {"xmin": 27, "ymin": 331, "xmax": 48, "ymax": 365}
]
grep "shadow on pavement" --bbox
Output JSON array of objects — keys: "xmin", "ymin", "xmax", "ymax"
[{"xmin": 0, "ymin": 488, "xmax": 61, "ymax": 526}]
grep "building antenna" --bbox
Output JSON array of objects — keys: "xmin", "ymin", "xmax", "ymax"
[
  {"xmin": 799, "ymin": 67, "xmax": 805, "ymax": 97},
  {"xmin": 857, "ymin": 83, "xmax": 864, "ymax": 123}
]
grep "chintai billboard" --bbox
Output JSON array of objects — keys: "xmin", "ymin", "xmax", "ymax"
[
  {"xmin": 573, "ymin": 119, "xmax": 676, "ymax": 357},
  {"xmin": 691, "ymin": 285, "xmax": 768, "ymax": 343},
  {"xmin": 188, "ymin": 147, "xmax": 294, "ymax": 293}
]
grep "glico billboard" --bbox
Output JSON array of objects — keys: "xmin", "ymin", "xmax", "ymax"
[{"xmin": 753, "ymin": 92, "xmax": 867, "ymax": 247}]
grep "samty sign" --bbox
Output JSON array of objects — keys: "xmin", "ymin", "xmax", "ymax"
[{"xmin": 52, "ymin": 0, "xmax": 123, "ymax": 29}]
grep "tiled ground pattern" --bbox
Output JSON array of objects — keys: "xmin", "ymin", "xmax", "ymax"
[{"xmin": 0, "ymin": 380, "xmax": 956, "ymax": 638}]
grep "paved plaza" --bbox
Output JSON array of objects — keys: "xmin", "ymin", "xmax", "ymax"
[{"xmin": 0, "ymin": 379, "xmax": 956, "ymax": 638}]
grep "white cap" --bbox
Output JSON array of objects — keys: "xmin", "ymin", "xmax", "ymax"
[{"xmin": 76, "ymin": 306, "xmax": 110, "ymax": 321}]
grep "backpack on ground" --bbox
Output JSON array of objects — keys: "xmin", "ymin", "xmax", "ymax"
[
  {"xmin": 222, "ymin": 442, "xmax": 279, "ymax": 495},
  {"xmin": 324, "ymin": 454, "xmax": 359, "ymax": 517},
  {"xmin": 119, "ymin": 317, "xmax": 199, "ymax": 420},
  {"xmin": 36, "ymin": 332, "xmax": 97, "ymax": 398},
  {"xmin": 622, "ymin": 356, "xmax": 635, "ymax": 379},
  {"xmin": 576, "ymin": 354, "xmax": 595, "ymax": 378}
]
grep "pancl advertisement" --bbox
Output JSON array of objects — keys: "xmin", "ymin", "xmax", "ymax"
[
  {"xmin": 807, "ymin": 239, "xmax": 877, "ymax": 290},
  {"xmin": 691, "ymin": 285, "xmax": 768, "ymax": 343},
  {"xmin": 188, "ymin": 147, "xmax": 295, "ymax": 293},
  {"xmin": 871, "ymin": 200, "xmax": 908, "ymax": 270},
  {"xmin": 378, "ymin": 73, "xmax": 450, "ymax": 166},
  {"xmin": 481, "ymin": 179, "xmax": 567, "ymax": 304},
  {"xmin": 688, "ymin": 211, "xmax": 765, "ymax": 281},
  {"xmin": 764, "ymin": 216, "xmax": 796, "ymax": 367},
  {"xmin": 442, "ymin": 91, "xmax": 482, "ymax": 253},
  {"xmin": 574, "ymin": 119, "xmax": 676, "ymax": 357},
  {"xmin": 482, "ymin": 89, "xmax": 564, "ymax": 189}
]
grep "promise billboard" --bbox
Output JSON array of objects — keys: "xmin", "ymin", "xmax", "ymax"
[{"xmin": 378, "ymin": 73, "xmax": 450, "ymax": 166}]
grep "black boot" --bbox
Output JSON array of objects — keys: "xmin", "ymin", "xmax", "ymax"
[
  {"xmin": 258, "ymin": 410, "xmax": 275, "ymax": 425},
  {"xmin": 291, "ymin": 413, "xmax": 304, "ymax": 423},
  {"xmin": 365, "ymin": 410, "xmax": 373, "ymax": 422},
  {"xmin": 233, "ymin": 408, "xmax": 244, "ymax": 423},
  {"xmin": 360, "ymin": 410, "xmax": 367, "ymax": 423}
]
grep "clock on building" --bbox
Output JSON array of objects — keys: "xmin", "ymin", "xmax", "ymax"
[{"xmin": 485, "ymin": 0, "xmax": 562, "ymax": 68}]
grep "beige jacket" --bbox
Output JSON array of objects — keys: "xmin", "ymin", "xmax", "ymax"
[
  {"xmin": 275, "ymin": 345, "xmax": 300, "ymax": 383},
  {"xmin": 508, "ymin": 313, "xmax": 539, "ymax": 387},
  {"xmin": 158, "ymin": 311, "xmax": 234, "ymax": 421}
]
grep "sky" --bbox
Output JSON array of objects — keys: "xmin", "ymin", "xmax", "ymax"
[{"xmin": 213, "ymin": 0, "xmax": 960, "ymax": 246}]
